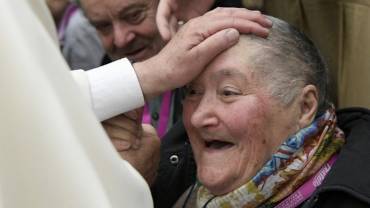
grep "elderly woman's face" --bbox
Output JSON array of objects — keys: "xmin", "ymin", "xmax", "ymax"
[{"xmin": 182, "ymin": 43, "xmax": 299, "ymax": 195}]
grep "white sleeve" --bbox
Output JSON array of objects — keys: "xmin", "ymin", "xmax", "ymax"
[{"xmin": 72, "ymin": 58, "xmax": 145, "ymax": 121}]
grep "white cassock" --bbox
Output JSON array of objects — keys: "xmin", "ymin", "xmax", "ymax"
[{"xmin": 0, "ymin": 0, "xmax": 152, "ymax": 207}]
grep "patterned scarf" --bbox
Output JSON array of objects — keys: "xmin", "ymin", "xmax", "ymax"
[{"xmin": 197, "ymin": 107, "xmax": 345, "ymax": 208}]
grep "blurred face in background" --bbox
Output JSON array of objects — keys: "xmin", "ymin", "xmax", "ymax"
[{"xmin": 81, "ymin": 0, "xmax": 164, "ymax": 62}]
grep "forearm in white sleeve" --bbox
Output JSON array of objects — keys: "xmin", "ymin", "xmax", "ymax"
[{"xmin": 72, "ymin": 58, "xmax": 145, "ymax": 121}]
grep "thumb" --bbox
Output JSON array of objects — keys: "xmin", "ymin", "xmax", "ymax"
[
  {"xmin": 156, "ymin": 0, "xmax": 172, "ymax": 41},
  {"xmin": 141, "ymin": 124, "xmax": 159, "ymax": 138},
  {"xmin": 193, "ymin": 28, "xmax": 239, "ymax": 64},
  {"xmin": 157, "ymin": 16, "xmax": 171, "ymax": 41}
]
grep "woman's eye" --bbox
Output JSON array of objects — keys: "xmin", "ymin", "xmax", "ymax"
[
  {"xmin": 186, "ymin": 88, "xmax": 198, "ymax": 96},
  {"xmin": 220, "ymin": 87, "xmax": 242, "ymax": 97},
  {"xmin": 188, "ymin": 89, "xmax": 197, "ymax": 95},
  {"xmin": 223, "ymin": 90, "xmax": 238, "ymax": 96}
]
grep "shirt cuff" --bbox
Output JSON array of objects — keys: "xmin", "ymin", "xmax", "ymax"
[{"xmin": 87, "ymin": 58, "xmax": 145, "ymax": 121}]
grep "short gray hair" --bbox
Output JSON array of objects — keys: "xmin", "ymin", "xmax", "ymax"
[{"xmin": 242, "ymin": 16, "xmax": 329, "ymax": 114}]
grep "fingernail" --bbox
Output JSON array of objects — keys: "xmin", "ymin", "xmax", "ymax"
[
  {"xmin": 264, "ymin": 16, "xmax": 273, "ymax": 27},
  {"xmin": 262, "ymin": 28, "xmax": 270, "ymax": 38},
  {"xmin": 225, "ymin": 28, "xmax": 239, "ymax": 42},
  {"xmin": 266, "ymin": 20, "xmax": 273, "ymax": 27}
]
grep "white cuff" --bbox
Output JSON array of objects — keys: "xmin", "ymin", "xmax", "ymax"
[{"xmin": 87, "ymin": 58, "xmax": 145, "ymax": 121}]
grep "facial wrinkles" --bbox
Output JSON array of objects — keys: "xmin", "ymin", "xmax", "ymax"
[
  {"xmin": 111, "ymin": 36, "xmax": 149, "ymax": 57},
  {"xmin": 109, "ymin": 3, "xmax": 149, "ymax": 55},
  {"xmin": 219, "ymin": 70, "xmax": 272, "ymax": 158},
  {"xmin": 211, "ymin": 69, "xmax": 253, "ymax": 134},
  {"xmin": 191, "ymin": 90, "xmax": 217, "ymax": 127},
  {"xmin": 189, "ymin": 69, "xmax": 248, "ymax": 129},
  {"xmin": 184, "ymin": 38, "xmax": 306, "ymax": 194},
  {"xmin": 84, "ymin": 0, "xmax": 161, "ymax": 61},
  {"xmin": 184, "ymin": 63, "xmax": 259, "ymax": 192},
  {"xmin": 210, "ymin": 69, "xmax": 248, "ymax": 87},
  {"xmin": 222, "ymin": 95, "xmax": 274, "ymax": 192},
  {"xmin": 193, "ymin": 86, "xmax": 272, "ymax": 193}
]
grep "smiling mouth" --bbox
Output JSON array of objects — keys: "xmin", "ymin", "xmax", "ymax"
[{"xmin": 204, "ymin": 140, "xmax": 234, "ymax": 150}]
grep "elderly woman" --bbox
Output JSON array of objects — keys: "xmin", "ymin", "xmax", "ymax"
[{"xmin": 157, "ymin": 17, "xmax": 370, "ymax": 208}]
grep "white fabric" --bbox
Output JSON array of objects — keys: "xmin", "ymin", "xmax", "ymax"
[
  {"xmin": 71, "ymin": 69, "xmax": 93, "ymax": 107},
  {"xmin": 86, "ymin": 59, "xmax": 145, "ymax": 121},
  {"xmin": 71, "ymin": 58, "xmax": 145, "ymax": 122},
  {"xmin": 0, "ymin": 1, "xmax": 152, "ymax": 208}
]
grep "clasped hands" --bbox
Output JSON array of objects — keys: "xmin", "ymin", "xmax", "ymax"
[{"xmin": 102, "ymin": 108, "xmax": 160, "ymax": 186}]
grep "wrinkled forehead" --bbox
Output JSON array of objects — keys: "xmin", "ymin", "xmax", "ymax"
[{"xmin": 193, "ymin": 37, "xmax": 262, "ymax": 84}]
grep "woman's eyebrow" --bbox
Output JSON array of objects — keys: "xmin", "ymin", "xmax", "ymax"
[{"xmin": 211, "ymin": 69, "xmax": 248, "ymax": 82}]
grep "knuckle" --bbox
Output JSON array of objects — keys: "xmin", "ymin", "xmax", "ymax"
[
  {"xmin": 208, "ymin": 7, "xmax": 221, "ymax": 14},
  {"xmin": 253, "ymin": 10, "xmax": 262, "ymax": 14},
  {"xmin": 251, "ymin": 11, "xmax": 263, "ymax": 19},
  {"xmin": 214, "ymin": 7, "xmax": 222, "ymax": 12},
  {"xmin": 186, "ymin": 18, "xmax": 196, "ymax": 25},
  {"xmin": 220, "ymin": 7, "xmax": 232, "ymax": 15}
]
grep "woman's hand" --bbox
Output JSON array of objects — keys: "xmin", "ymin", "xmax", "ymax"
[{"xmin": 102, "ymin": 108, "xmax": 160, "ymax": 186}]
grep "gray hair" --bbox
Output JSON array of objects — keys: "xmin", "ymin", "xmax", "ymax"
[{"xmin": 243, "ymin": 16, "xmax": 329, "ymax": 114}]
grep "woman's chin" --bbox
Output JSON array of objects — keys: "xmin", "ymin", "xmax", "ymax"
[{"xmin": 197, "ymin": 167, "xmax": 236, "ymax": 195}]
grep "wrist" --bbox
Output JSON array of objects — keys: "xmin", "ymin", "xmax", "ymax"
[{"xmin": 133, "ymin": 57, "xmax": 165, "ymax": 101}]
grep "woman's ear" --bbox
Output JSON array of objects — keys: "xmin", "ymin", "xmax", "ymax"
[{"xmin": 298, "ymin": 85, "xmax": 318, "ymax": 128}]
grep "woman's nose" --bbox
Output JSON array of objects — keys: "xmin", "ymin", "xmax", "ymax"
[{"xmin": 190, "ymin": 97, "xmax": 219, "ymax": 129}]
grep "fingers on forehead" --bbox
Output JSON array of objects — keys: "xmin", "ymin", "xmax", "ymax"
[
  {"xmin": 197, "ymin": 16, "xmax": 269, "ymax": 38},
  {"xmin": 204, "ymin": 7, "xmax": 271, "ymax": 27}
]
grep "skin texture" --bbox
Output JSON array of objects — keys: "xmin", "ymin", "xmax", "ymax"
[
  {"xmin": 102, "ymin": 109, "xmax": 160, "ymax": 186},
  {"xmin": 81, "ymin": 0, "xmax": 165, "ymax": 62},
  {"xmin": 182, "ymin": 38, "xmax": 303, "ymax": 195}
]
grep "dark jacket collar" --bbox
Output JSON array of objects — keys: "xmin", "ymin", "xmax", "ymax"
[{"xmin": 315, "ymin": 107, "xmax": 370, "ymax": 204}]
